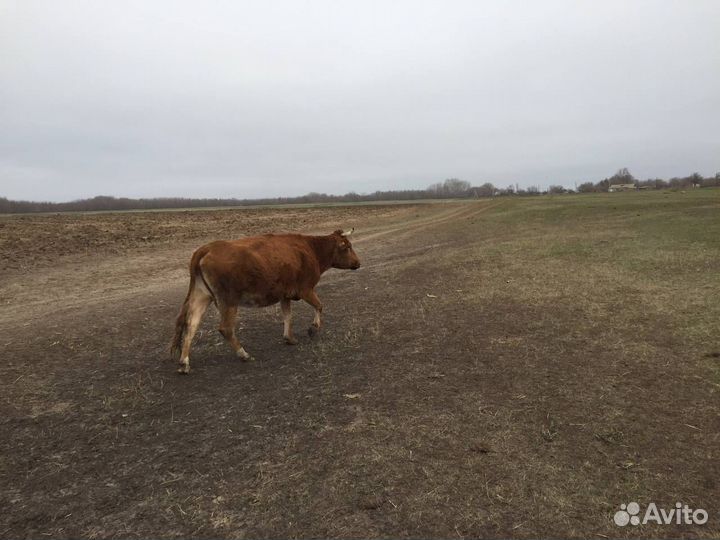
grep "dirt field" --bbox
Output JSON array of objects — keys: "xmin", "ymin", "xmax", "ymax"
[{"xmin": 1, "ymin": 193, "xmax": 719, "ymax": 538}]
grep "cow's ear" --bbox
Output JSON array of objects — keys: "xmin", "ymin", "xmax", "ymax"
[{"xmin": 333, "ymin": 229, "xmax": 344, "ymax": 236}]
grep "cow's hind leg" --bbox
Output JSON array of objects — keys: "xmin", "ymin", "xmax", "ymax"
[
  {"xmin": 281, "ymin": 299, "xmax": 297, "ymax": 345},
  {"xmin": 302, "ymin": 290, "xmax": 323, "ymax": 337},
  {"xmin": 218, "ymin": 304, "xmax": 252, "ymax": 361},
  {"xmin": 179, "ymin": 284, "xmax": 212, "ymax": 374}
]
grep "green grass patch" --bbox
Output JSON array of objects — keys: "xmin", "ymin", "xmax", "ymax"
[{"xmin": 450, "ymin": 189, "xmax": 720, "ymax": 363}]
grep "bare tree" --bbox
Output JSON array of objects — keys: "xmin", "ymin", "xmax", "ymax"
[
  {"xmin": 475, "ymin": 183, "xmax": 495, "ymax": 197},
  {"xmin": 609, "ymin": 168, "xmax": 635, "ymax": 185}
]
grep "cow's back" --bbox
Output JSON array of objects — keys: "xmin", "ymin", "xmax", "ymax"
[{"xmin": 197, "ymin": 235, "xmax": 320, "ymax": 307}]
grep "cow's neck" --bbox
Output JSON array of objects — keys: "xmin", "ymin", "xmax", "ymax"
[{"xmin": 308, "ymin": 234, "xmax": 336, "ymax": 273}]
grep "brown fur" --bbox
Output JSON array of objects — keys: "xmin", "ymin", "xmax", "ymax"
[{"xmin": 170, "ymin": 230, "xmax": 360, "ymax": 373}]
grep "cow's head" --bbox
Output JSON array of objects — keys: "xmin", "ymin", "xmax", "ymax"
[{"xmin": 331, "ymin": 229, "xmax": 361, "ymax": 270}]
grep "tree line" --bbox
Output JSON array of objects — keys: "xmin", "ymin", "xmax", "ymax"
[
  {"xmin": 574, "ymin": 168, "xmax": 720, "ymax": 193},
  {"xmin": 1, "ymin": 170, "xmax": 718, "ymax": 213}
]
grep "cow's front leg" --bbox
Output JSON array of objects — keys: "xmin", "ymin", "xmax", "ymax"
[
  {"xmin": 280, "ymin": 299, "xmax": 297, "ymax": 345},
  {"xmin": 302, "ymin": 290, "xmax": 323, "ymax": 337}
]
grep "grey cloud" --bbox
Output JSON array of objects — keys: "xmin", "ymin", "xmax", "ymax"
[{"xmin": 1, "ymin": 0, "xmax": 719, "ymax": 201}]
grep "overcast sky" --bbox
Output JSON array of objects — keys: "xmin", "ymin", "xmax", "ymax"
[{"xmin": 1, "ymin": 1, "xmax": 719, "ymax": 201}]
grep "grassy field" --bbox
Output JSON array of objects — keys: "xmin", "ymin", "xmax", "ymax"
[
  {"xmin": 410, "ymin": 190, "xmax": 720, "ymax": 536},
  {"xmin": 1, "ymin": 190, "xmax": 718, "ymax": 538},
  {"xmin": 460, "ymin": 190, "xmax": 720, "ymax": 353}
]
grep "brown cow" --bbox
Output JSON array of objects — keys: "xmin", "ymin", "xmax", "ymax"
[{"xmin": 170, "ymin": 229, "xmax": 361, "ymax": 374}]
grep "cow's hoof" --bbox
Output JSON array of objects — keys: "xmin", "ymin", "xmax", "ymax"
[
  {"xmin": 177, "ymin": 358, "xmax": 190, "ymax": 374},
  {"xmin": 237, "ymin": 349, "xmax": 253, "ymax": 361},
  {"xmin": 307, "ymin": 325, "xmax": 319, "ymax": 338},
  {"xmin": 284, "ymin": 336, "xmax": 298, "ymax": 345}
]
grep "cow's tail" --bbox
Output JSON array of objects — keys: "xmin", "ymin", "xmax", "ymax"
[{"xmin": 170, "ymin": 246, "xmax": 212, "ymax": 358}]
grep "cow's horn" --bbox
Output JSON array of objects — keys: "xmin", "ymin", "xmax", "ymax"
[{"xmin": 341, "ymin": 228, "xmax": 354, "ymax": 237}]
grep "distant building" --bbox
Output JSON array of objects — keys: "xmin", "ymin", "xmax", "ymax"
[{"xmin": 608, "ymin": 183, "xmax": 637, "ymax": 192}]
